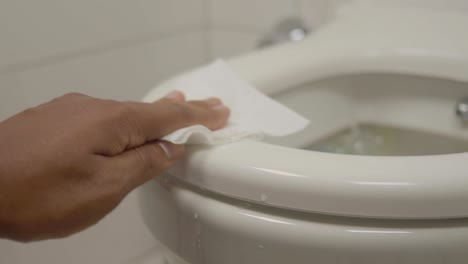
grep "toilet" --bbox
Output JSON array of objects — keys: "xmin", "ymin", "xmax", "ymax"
[{"xmin": 138, "ymin": 1, "xmax": 468, "ymax": 263}]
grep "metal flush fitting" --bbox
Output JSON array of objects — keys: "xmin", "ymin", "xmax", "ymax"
[
  {"xmin": 455, "ymin": 98, "xmax": 468, "ymax": 121},
  {"xmin": 258, "ymin": 17, "xmax": 311, "ymax": 48}
]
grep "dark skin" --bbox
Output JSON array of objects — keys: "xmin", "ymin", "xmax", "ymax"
[{"xmin": 0, "ymin": 91, "xmax": 230, "ymax": 242}]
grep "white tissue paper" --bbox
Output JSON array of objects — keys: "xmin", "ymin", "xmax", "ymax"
[{"xmin": 160, "ymin": 60, "xmax": 310, "ymax": 144}]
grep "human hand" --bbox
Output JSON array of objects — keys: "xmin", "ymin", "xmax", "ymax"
[{"xmin": 0, "ymin": 91, "xmax": 229, "ymax": 242}]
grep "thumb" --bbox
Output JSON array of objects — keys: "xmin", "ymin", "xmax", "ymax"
[{"xmin": 106, "ymin": 140, "xmax": 185, "ymax": 191}]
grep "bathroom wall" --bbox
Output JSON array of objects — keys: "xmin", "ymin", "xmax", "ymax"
[
  {"xmin": 0, "ymin": 1, "xmax": 343, "ymax": 263},
  {"xmin": 0, "ymin": 0, "xmax": 349, "ymax": 121},
  {"xmin": 0, "ymin": 0, "xmax": 211, "ymax": 121},
  {"xmin": 208, "ymin": 0, "xmax": 349, "ymax": 59}
]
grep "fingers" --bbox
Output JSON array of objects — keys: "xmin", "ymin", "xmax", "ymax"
[
  {"xmin": 153, "ymin": 94, "xmax": 230, "ymax": 132},
  {"xmin": 155, "ymin": 97, "xmax": 230, "ymax": 133},
  {"xmin": 112, "ymin": 91, "xmax": 230, "ymax": 150},
  {"xmin": 162, "ymin": 90, "xmax": 185, "ymax": 102},
  {"xmin": 105, "ymin": 140, "xmax": 185, "ymax": 190},
  {"xmin": 95, "ymin": 90, "xmax": 229, "ymax": 191}
]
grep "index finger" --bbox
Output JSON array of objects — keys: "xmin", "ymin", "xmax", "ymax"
[{"xmin": 97, "ymin": 94, "xmax": 230, "ymax": 155}]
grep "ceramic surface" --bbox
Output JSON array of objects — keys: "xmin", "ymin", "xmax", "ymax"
[
  {"xmin": 139, "ymin": 2, "xmax": 468, "ymax": 263},
  {"xmin": 139, "ymin": 177, "xmax": 468, "ymax": 264}
]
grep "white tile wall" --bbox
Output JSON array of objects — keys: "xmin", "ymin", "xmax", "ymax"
[
  {"xmin": 0, "ymin": 32, "xmax": 207, "ymax": 121},
  {"xmin": 207, "ymin": 0, "xmax": 346, "ymax": 60},
  {"xmin": 357, "ymin": 0, "xmax": 468, "ymax": 12},
  {"xmin": 209, "ymin": 30, "xmax": 260, "ymax": 59},
  {"xmin": 0, "ymin": 73, "xmax": 22, "ymax": 121},
  {"xmin": 209, "ymin": 0, "xmax": 298, "ymax": 31},
  {"xmin": 0, "ymin": 0, "xmax": 205, "ymax": 72},
  {"xmin": 0, "ymin": 0, "xmax": 341, "ymax": 120}
]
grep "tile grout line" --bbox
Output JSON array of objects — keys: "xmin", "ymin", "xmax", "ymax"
[
  {"xmin": 208, "ymin": 24, "xmax": 267, "ymax": 35},
  {"xmin": 0, "ymin": 25, "xmax": 205, "ymax": 76},
  {"xmin": 203, "ymin": 0, "xmax": 214, "ymax": 61},
  {"xmin": 292, "ymin": 0, "xmax": 302, "ymax": 17},
  {"xmin": 1, "ymin": 1, "xmax": 306, "ymax": 76}
]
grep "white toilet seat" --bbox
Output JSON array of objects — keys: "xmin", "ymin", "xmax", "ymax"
[
  {"xmin": 139, "ymin": 175, "xmax": 468, "ymax": 264},
  {"xmin": 167, "ymin": 141, "xmax": 468, "ymax": 219},
  {"xmin": 138, "ymin": 4, "xmax": 468, "ymax": 263},
  {"xmin": 143, "ymin": 4, "xmax": 468, "ymax": 220}
]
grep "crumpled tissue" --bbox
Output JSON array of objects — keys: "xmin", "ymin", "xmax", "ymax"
[{"xmin": 155, "ymin": 60, "xmax": 309, "ymax": 144}]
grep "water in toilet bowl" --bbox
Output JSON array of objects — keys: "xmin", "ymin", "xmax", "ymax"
[{"xmin": 306, "ymin": 123, "xmax": 468, "ymax": 156}]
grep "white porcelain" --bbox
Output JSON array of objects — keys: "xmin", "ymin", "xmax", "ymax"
[
  {"xmin": 139, "ymin": 3, "xmax": 468, "ymax": 263},
  {"xmin": 140, "ymin": 178, "xmax": 468, "ymax": 264}
]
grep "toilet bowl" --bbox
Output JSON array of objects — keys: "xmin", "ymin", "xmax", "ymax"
[{"xmin": 138, "ymin": 2, "xmax": 468, "ymax": 263}]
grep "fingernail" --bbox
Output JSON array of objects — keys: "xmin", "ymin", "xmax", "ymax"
[
  {"xmin": 158, "ymin": 140, "xmax": 185, "ymax": 160},
  {"xmin": 205, "ymin": 97, "xmax": 222, "ymax": 107},
  {"xmin": 164, "ymin": 90, "xmax": 183, "ymax": 100},
  {"xmin": 211, "ymin": 104, "xmax": 229, "ymax": 112}
]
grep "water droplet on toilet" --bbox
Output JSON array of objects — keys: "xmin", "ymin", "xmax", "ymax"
[
  {"xmin": 258, "ymin": 244, "xmax": 265, "ymax": 249},
  {"xmin": 195, "ymin": 234, "xmax": 204, "ymax": 262},
  {"xmin": 260, "ymin": 193, "xmax": 268, "ymax": 202}
]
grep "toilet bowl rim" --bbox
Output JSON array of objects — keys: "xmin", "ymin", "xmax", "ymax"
[
  {"xmin": 168, "ymin": 139, "xmax": 468, "ymax": 219},
  {"xmin": 142, "ymin": 8, "xmax": 468, "ymax": 218}
]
